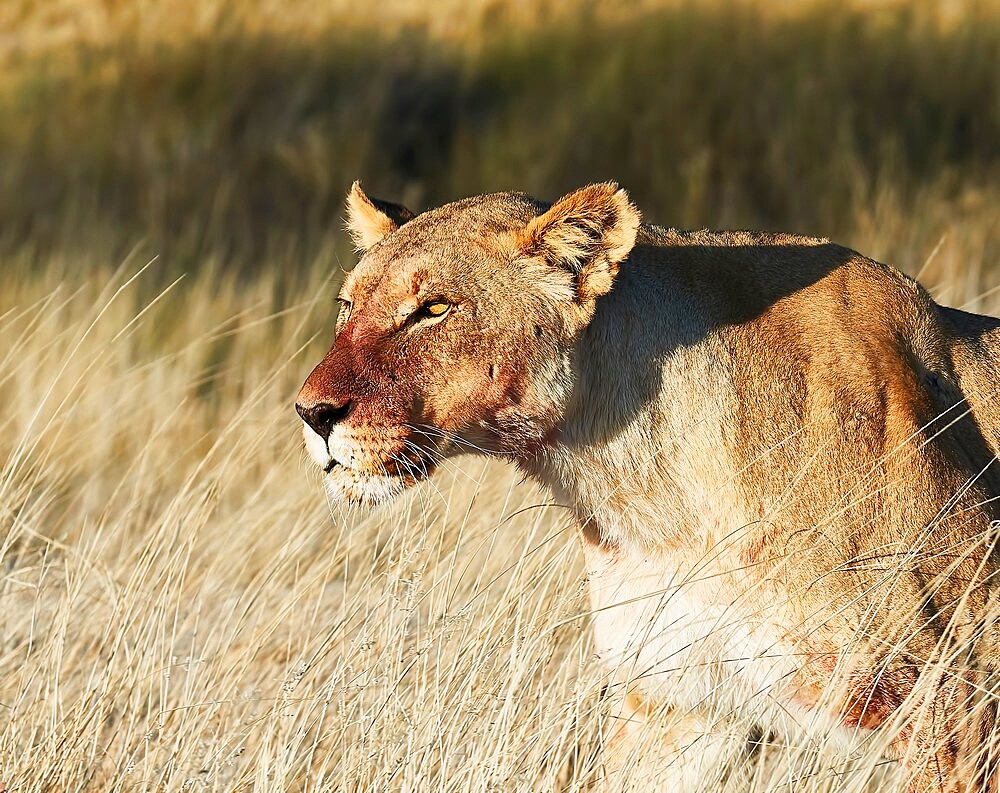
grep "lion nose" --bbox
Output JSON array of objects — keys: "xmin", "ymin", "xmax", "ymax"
[{"xmin": 295, "ymin": 398, "xmax": 352, "ymax": 441}]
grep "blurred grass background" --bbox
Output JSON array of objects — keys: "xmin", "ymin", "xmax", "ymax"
[
  {"xmin": 1, "ymin": 1, "xmax": 999, "ymax": 790},
  {"xmin": 1, "ymin": 0, "xmax": 997, "ymax": 280}
]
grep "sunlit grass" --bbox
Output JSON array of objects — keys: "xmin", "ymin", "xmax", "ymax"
[
  {"xmin": 3, "ymin": 222, "xmax": 999, "ymax": 790},
  {"xmin": 0, "ymin": 260, "xmax": 600, "ymax": 791}
]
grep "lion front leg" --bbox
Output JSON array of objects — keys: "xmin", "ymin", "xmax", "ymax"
[{"xmin": 597, "ymin": 690, "xmax": 759, "ymax": 792}]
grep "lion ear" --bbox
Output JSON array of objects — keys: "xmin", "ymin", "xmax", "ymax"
[
  {"xmin": 518, "ymin": 182, "xmax": 641, "ymax": 303},
  {"xmin": 345, "ymin": 181, "xmax": 416, "ymax": 252}
]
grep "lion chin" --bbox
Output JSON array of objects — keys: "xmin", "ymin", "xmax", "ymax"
[{"xmin": 322, "ymin": 464, "xmax": 429, "ymax": 508}]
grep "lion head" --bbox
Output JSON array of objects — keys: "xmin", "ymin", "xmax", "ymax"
[{"xmin": 296, "ymin": 181, "xmax": 641, "ymax": 505}]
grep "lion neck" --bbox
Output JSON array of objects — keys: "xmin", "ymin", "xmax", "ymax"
[{"xmin": 519, "ymin": 255, "xmax": 748, "ymax": 554}]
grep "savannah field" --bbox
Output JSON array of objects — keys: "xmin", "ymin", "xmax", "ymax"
[{"xmin": 1, "ymin": 0, "xmax": 999, "ymax": 790}]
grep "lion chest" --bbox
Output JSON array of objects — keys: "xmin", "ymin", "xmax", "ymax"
[{"xmin": 583, "ymin": 544, "xmax": 801, "ymax": 719}]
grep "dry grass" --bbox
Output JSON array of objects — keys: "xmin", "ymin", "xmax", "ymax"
[
  {"xmin": 0, "ymin": 257, "xmax": 613, "ymax": 792},
  {"xmin": 1, "ymin": 0, "xmax": 999, "ymax": 790}
]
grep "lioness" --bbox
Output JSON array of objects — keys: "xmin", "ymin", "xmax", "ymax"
[{"xmin": 297, "ymin": 182, "xmax": 1000, "ymax": 791}]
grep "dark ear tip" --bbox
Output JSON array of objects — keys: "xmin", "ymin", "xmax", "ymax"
[{"xmin": 370, "ymin": 196, "xmax": 416, "ymax": 226}]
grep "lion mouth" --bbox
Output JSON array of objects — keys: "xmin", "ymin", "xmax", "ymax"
[{"xmin": 321, "ymin": 450, "xmax": 438, "ymax": 507}]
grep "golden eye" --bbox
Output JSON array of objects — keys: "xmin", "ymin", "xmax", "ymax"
[{"xmin": 424, "ymin": 301, "xmax": 451, "ymax": 317}]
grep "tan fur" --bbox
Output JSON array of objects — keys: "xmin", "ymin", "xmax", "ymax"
[{"xmin": 298, "ymin": 183, "xmax": 1000, "ymax": 791}]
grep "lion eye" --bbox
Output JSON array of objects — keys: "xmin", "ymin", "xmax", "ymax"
[
  {"xmin": 424, "ymin": 301, "xmax": 450, "ymax": 317},
  {"xmin": 404, "ymin": 300, "xmax": 453, "ymax": 330}
]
